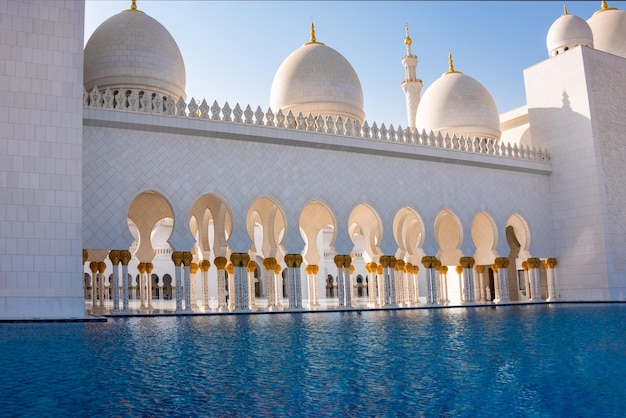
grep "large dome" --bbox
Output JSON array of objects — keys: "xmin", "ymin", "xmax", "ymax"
[
  {"xmin": 587, "ymin": 1, "xmax": 626, "ymax": 59},
  {"xmin": 270, "ymin": 26, "xmax": 365, "ymax": 124},
  {"xmin": 547, "ymin": 6, "xmax": 593, "ymax": 57},
  {"xmin": 415, "ymin": 59, "xmax": 500, "ymax": 141},
  {"xmin": 84, "ymin": 5, "xmax": 186, "ymax": 100}
]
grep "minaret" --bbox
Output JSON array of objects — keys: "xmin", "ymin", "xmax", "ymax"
[{"xmin": 401, "ymin": 24, "xmax": 422, "ymax": 130}]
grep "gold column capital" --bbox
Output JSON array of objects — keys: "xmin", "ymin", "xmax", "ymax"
[
  {"xmin": 247, "ymin": 261, "xmax": 257, "ymax": 273},
  {"xmin": 440, "ymin": 265, "xmax": 448, "ymax": 274},
  {"xmin": 97, "ymin": 261, "xmax": 106, "ymax": 274},
  {"xmin": 522, "ymin": 261, "xmax": 529, "ymax": 271},
  {"xmin": 395, "ymin": 260, "xmax": 405, "ymax": 271},
  {"xmin": 89, "ymin": 261, "xmax": 98, "ymax": 274},
  {"xmin": 190, "ymin": 263, "xmax": 199, "ymax": 274},
  {"xmin": 120, "ymin": 250, "xmax": 132, "ymax": 266},
  {"xmin": 527, "ymin": 257, "xmax": 542, "ymax": 269},
  {"xmin": 349, "ymin": 265, "xmax": 354, "ymax": 275},
  {"xmin": 455, "ymin": 265, "xmax": 463, "ymax": 275},
  {"xmin": 214, "ymin": 256, "xmax": 227, "ymax": 270},
  {"xmin": 305, "ymin": 264, "xmax": 319, "ymax": 275},
  {"xmin": 199, "ymin": 259, "xmax": 211, "ymax": 272},
  {"xmin": 182, "ymin": 251, "xmax": 193, "ymax": 266},
  {"xmin": 137, "ymin": 262, "xmax": 146, "ymax": 274},
  {"xmin": 476, "ymin": 265, "xmax": 485, "ymax": 274},
  {"xmin": 274, "ymin": 265, "xmax": 282, "ymax": 275},
  {"xmin": 285, "ymin": 254, "xmax": 297, "ymax": 268},
  {"xmin": 294, "ymin": 254, "xmax": 303, "ymax": 268},
  {"xmin": 263, "ymin": 257, "xmax": 277, "ymax": 271},
  {"xmin": 404, "ymin": 262, "xmax": 413, "ymax": 273},
  {"xmin": 333, "ymin": 254, "xmax": 344, "ymax": 268},
  {"xmin": 108, "ymin": 250, "xmax": 121, "ymax": 265},
  {"xmin": 545, "ymin": 258, "xmax": 557, "ymax": 269},
  {"xmin": 460, "ymin": 257, "xmax": 475, "ymax": 268},
  {"xmin": 146, "ymin": 262, "xmax": 154, "ymax": 274},
  {"xmin": 495, "ymin": 257, "xmax": 510, "ymax": 268},
  {"xmin": 226, "ymin": 264, "xmax": 234, "ymax": 275},
  {"xmin": 433, "ymin": 259, "xmax": 441, "ymax": 270},
  {"xmin": 171, "ymin": 251, "xmax": 183, "ymax": 266},
  {"xmin": 421, "ymin": 256, "xmax": 434, "ymax": 268},
  {"xmin": 83, "ymin": 249, "xmax": 88, "ymax": 265}
]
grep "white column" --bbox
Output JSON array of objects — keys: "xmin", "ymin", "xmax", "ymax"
[
  {"xmin": 172, "ymin": 252, "xmax": 184, "ymax": 312},
  {"xmin": 264, "ymin": 258, "xmax": 277, "ymax": 309},
  {"xmin": 200, "ymin": 260, "xmax": 211, "ymax": 311},
  {"xmin": 214, "ymin": 257, "xmax": 227, "ymax": 312},
  {"xmin": 121, "ymin": 251, "xmax": 131, "ymax": 311},
  {"xmin": 335, "ymin": 255, "xmax": 345, "ymax": 307},
  {"xmin": 476, "ymin": 266, "xmax": 485, "ymax": 302},
  {"xmin": 545, "ymin": 258, "xmax": 558, "ymax": 302},
  {"xmin": 528, "ymin": 258, "xmax": 542, "ymax": 302}
]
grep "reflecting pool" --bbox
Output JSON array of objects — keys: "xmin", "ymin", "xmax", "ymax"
[{"xmin": 1, "ymin": 304, "xmax": 625, "ymax": 417}]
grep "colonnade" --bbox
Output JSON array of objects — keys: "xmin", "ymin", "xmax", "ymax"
[{"xmin": 83, "ymin": 249, "xmax": 558, "ymax": 314}]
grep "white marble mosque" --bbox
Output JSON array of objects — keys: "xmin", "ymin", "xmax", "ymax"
[{"xmin": 2, "ymin": 1, "xmax": 626, "ymax": 318}]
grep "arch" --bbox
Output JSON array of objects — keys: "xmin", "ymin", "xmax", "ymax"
[
  {"xmin": 247, "ymin": 197, "xmax": 287, "ymax": 259},
  {"xmin": 471, "ymin": 211, "xmax": 498, "ymax": 265},
  {"xmin": 299, "ymin": 200, "xmax": 336, "ymax": 265},
  {"xmin": 189, "ymin": 193, "xmax": 232, "ymax": 259},
  {"xmin": 348, "ymin": 203, "xmax": 383, "ymax": 262},
  {"xmin": 506, "ymin": 213, "xmax": 531, "ymax": 261},
  {"xmin": 433, "ymin": 209, "xmax": 463, "ymax": 265},
  {"xmin": 393, "ymin": 206, "xmax": 426, "ymax": 263},
  {"xmin": 128, "ymin": 191, "xmax": 175, "ymax": 262}
]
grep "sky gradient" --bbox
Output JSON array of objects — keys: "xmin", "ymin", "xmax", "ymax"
[{"xmin": 84, "ymin": 1, "xmax": 622, "ymax": 127}]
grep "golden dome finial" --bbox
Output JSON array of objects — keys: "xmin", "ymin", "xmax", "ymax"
[
  {"xmin": 445, "ymin": 52, "xmax": 462, "ymax": 75},
  {"xmin": 404, "ymin": 23, "xmax": 412, "ymax": 46},
  {"xmin": 305, "ymin": 22, "xmax": 323, "ymax": 45},
  {"xmin": 124, "ymin": 0, "xmax": 142, "ymax": 12},
  {"xmin": 595, "ymin": 1, "xmax": 618, "ymax": 15},
  {"xmin": 563, "ymin": 4, "xmax": 568, "ymax": 14}
]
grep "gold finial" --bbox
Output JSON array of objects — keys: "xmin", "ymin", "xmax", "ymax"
[
  {"xmin": 594, "ymin": 1, "xmax": 618, "ymax": 15},
  {"xmin": 445, "ymin": 53, "xmax": 463, "ymax": 75},
  {"xmin": 563, "ymin": 4, "xmax": 568, "ymax": 14},
  {"xmin": 404, "ymin": 23, "xmax": 412, "ymax": 46},
  {"xmin": 305, "ymin": 22, "xmax": 323, "ymax": 45},
  {"xmin": 124, "ymin": 0, "xmax": 143, "ymax": 13}
]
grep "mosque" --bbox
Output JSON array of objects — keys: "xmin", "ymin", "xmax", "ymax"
[{"xmin": 1, "ymin": 0, "xmax": 626, "ymax": 319}]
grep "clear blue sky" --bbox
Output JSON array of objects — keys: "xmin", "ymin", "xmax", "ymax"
[{"xmin": 85, "ymin": 1, "xmax": 622, "ymax": 127}]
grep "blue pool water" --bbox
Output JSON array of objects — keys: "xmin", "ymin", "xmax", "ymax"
[{"xmin": 1, "ymin": 304, "xmax": 625, "ymax": 417}]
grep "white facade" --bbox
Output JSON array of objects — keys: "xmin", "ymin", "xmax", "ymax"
[{"xmin": 1, "ymin": 1, "xmax": 626, "ymax": 319}]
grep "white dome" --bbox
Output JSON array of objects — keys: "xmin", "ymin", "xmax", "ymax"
[
  {"xmin": 587, "ymin": 2, "xmax": 626, "ymax": 59},
  {"xmin": 415, "ymin": 68, "xmax": 500, "ymax": 141},
  {"xmin": 84, "ymin": 7, "xmax": 186, "ymax": 100},
  {"xmin": 547, "ymin": 7, "xmax": 593, "ymax": 57},
  {"xmin": 270, "ymin": 36, "xmax": 365, "ymax": 124}
]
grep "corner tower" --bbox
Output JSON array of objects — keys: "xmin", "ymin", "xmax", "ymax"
[{"xmin": 401, "ymin": 25, "xmax": 423, "ymax": 130}]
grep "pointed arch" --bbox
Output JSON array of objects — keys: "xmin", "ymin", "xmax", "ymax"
[
  {"xmin": 128, "ymin": 190, "xmax": 174, "ymax": 262},
  {"xmin": 471, "ymin": 211, "xmax": 498, "ymax": 264},
  {"xmin": 299, "ymin": 200, "xmax": 336, "ymax": 265},
  {"xmin": 433, "ymin": 209, "xmax": 463, "ymax": 265}
]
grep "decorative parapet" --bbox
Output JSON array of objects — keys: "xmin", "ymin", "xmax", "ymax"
[{"xmin": 84, "ymin": 86, "xmax": 550, "ymax": 164}]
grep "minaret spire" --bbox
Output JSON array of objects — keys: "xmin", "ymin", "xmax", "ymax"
[
  {"xmin": 563, "ymin": 4, "xmax": 568, "ymax": 15},
  {"xmin": 404, "ymin": 23, "xmax": 413, "ymax": 56},
  {"xmin": 401, "ymin": 23, "xmax": 422, "ymax": 130}
]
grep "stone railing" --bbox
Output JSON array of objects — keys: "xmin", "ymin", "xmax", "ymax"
[{"xmin": 84, "ymin": 86, "xmax": 550, "ymax": 163}]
